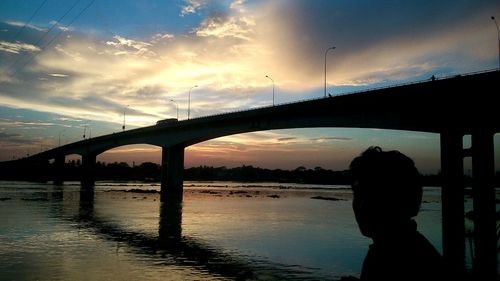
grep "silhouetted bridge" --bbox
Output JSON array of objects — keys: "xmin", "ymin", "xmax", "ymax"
[{"xmin": 2, "ymin": 69, "xmax": 500, "ymax": 279}]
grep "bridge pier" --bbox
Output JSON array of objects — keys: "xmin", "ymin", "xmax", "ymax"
[
  {"xmin": 81, "ymin": 153, "xmax": 96, "ymax": 188},
  {"xmin": 53, "ymin": 155, "xmax": 65, "ymax": 185},
  {"xmin": 161, "ymin": 145, "xmax": 185, "ymax": 202},
  {"xmin": 440, "ymin": 131, "xmax": 465, "ymax": 278},
  {"xmin": 471, "ymin": 131, "xmax": 497, "ymax": 279}
]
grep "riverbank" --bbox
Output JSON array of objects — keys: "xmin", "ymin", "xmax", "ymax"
[{"xmin": 0, "ymin": 161, "xmax": 459, "ymax": 187}]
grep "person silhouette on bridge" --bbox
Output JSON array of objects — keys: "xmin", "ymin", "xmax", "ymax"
[{"xmin": 349, "ymin": 146, "xmax": 443, "ymax": 281}]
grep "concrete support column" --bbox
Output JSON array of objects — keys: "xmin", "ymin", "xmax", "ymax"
[
  {"xmin": 440, "ymin": 131, "xmax": 465, "ymax": 277},
  {"xmin": 81, "ymin": 153, "xmax": 96, "ymax": 188},
  {"xmin": 161, "ymin": 145, "xmax": 185, "ymax": 202},
  {"xmin": 161, "ymin": 147, "xmax": 168, "ymax": 190},
  {"xmin": 54, "ymin": 155, "xmax": 65, "ymax": 185},
  {"xmin": 471, "ymin": 131, "xmax": 497, "ymax": 279}
]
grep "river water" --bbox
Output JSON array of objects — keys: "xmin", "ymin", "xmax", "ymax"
[{"xmin": 0, "ymin": 181, "xmax": 444, "ymax": 280}]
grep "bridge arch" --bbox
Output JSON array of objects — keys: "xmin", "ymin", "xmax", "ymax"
[
  {"xmin": 96, "ymin": 144, "xmax": 163, "ymax": 165},
  {"xmin": 183, "ymin": 127, "xmax": 441, "ymax": 172}
]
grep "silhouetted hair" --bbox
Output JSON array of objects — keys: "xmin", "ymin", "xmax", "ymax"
[{"xmin": 350, "ymin": 146, "xmax": 422, "ymax": 218}]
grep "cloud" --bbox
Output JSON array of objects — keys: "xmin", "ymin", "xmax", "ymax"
[
  {"xmin": 106, "ymin": 35, "xmax": 154, "ymax": 56},
  {"xmin": 102, "ymin": 145, "xmax": 160, "ymax": 154},
  {"xmin": 0, "ymin": 118, "xmax": 65, "ymax": 131},
  {"xmin": 0, "ymin": 132, "xmax": 35, "ymax": 145},
  {"xmin": 53, "ymin": 117, "xmax": 83, "ymax": 122},
  {"xmin": 5, "ymin": 20, "xmax": 47, "ymax": 32},
  {"xmin": 277, "ymin": 137, "xmax": 297, "ymax": 142},
  {"xmin": 229, "ymin": 0, "xmax": 246, "ymax": 12},
  {"xmin": 49, "ymin": 73, "xmax": 69, "ymax": 77},
  {"xmin": 180, "ymin": 0, "xmax": 207, "ymax": 16},
  {"xmin": 0, "ymin": 40, "xmax": 40, "ymax": 54},
  {"xmin": 49, "ymin": 20, "xmax": 71, "ymax": 32},
  {"xmin": 185, "ymin": 130, "xmax": 357, "ymax": 169},
  {"xmin": 151, "ymin": 33, "xmax": 175, "ymax": 43},
  {"xmin": 0, "ymin": 132, "xmax": 21, "ymax": 138},
  {"xmin": 180, "ymin": 0, "xmax": 246, "ymax": 16},
  {"xmin": 0, "ymin": 118, "xmax": 55, "ymax": 127},
  {"xmin": 1, "ymin": 0, "xmax": 498, "ymax": 130},
  {"xmin": 311, "ymin": 137, "xmax": 352, "ymax": 142},
  {"xmin": 193, "ymin": 15, "xmax": 255, "ymax": 40},
  {"xmin": 193, "ymin": 131, "xmax": 352, "ymax": 154},
  {"xmin": 254, "ymin": 1, "xmax": 500, "ymax": 87}
]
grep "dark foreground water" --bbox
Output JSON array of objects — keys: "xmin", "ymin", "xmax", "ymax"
[{"xmin": 0, "ymin": 181, "xmax": 444, "ymax": 280}]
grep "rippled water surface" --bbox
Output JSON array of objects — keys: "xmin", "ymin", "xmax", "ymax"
[{"xmin": 0, "ymin": 181, "xmax": 443, "ymax": 280}]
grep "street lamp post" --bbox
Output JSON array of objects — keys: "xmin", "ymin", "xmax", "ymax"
[
  {"xmin": 265, "ymin": 75, "xmax": 275, "ymax": 106},
  {"xmin": 188, "ymin": 85, "xmax": 197, "ymax": 120},
  {"xmin": 324, "ymin": 46, "xmax": 336, "ymax": 98},
  {"xmin": 492, "ymin": 16, "xmax": 500, "ymax": 68},
  {"xmin": 122, "ymin": 105, "xmax": 129, "ymax": 131},
  {"xmin": 170, "ymin": 99, "xmax": 179, "ymax": 119},
  {"xmin": 58, "ymin": 129, "xmax": 66, "ymax": 147},
  {"xmin": 83, "ymin": 124, "xmax": 92, "ymax": 139}
]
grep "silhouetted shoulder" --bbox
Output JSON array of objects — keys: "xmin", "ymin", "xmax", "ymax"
[{"xmin": 361, "ymin": 231, "xmax": 443, "ymax": 281}]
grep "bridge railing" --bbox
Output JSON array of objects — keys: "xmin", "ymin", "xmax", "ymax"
[{"xmin": 189, "ymin": 68, "xmax": 499, "ymax": 122}]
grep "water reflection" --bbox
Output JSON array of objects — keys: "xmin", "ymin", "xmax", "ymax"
[
  {"xmin": 159, "ymin": 198, "xmax": 182, "ymax": 241},
  {"xmin": 1, "ymin": 182, "xmax": 446, "ymax": 280},
  {"xmin": 58, "ymin": 187, "xmax": 324, "ymax": 280},
  {"xmin": 79, "ymin": 188, "xmax": 94, "ymax": 220}
]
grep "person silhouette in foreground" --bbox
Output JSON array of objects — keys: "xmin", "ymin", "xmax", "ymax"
[{"xmin": 349, "ymin": 146, "xmax": 443, "ymax": 281}]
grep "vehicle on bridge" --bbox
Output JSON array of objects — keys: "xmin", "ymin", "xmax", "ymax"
[{"xmin": 156, "ymin": 118, "xmax": 178, "ymax": 125}]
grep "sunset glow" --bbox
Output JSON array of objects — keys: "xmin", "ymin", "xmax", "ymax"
[{"xmin": 1, "ymin": 0, "xmax": 499, "ymax": 172}]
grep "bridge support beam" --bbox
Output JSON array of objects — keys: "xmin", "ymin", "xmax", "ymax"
[
  {"xmin": 81, "ymin": 153, "xmax": 96, "ymax": 188},
  {"xmin": 53, "ymin": 155, "xmax": 65, "ymax": 185},
  {"xmin": 161, "ymin": 145, "xmax": 185, "ymax": 202},
  {"xmin": 471, "ymin": 131, "xmax": 497, "ymax": 279},
  {"xmin": 440, "ymin": 131, "xmax": 465, "ymax": 278}
]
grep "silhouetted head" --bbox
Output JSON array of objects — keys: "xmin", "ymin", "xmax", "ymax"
[{"xmin": 350, "ymin": 146, "xmax": 422, "ymax": 238}]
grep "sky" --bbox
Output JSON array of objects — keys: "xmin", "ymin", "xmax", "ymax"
[{"xmin": 0, "ymin": 0, "xmax": 499, "ymax": 174}]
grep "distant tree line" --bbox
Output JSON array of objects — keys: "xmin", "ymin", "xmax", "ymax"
[
  {"xmin": 1, "ymin": 160, "xmax": 499, "ymax": 187},
  {"xmin": 184, "ymin": 165, "xmax": 351, "ymax": 184}
]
